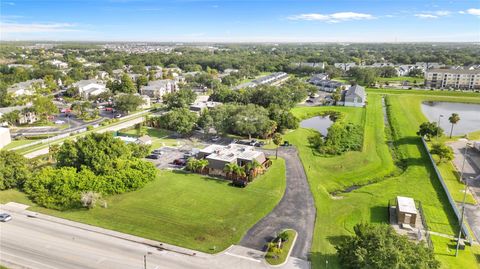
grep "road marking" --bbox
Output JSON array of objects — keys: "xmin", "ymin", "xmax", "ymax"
[
  {"xmin": 224, "ymin": 252, "xmax": 261, "ymax": 263},
  {"xmin": 1, "ymin": 251, "xmax": 59, "ymax": 269}
]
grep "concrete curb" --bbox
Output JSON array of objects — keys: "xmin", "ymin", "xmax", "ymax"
[{"xmin": 264, "ymin": 229, "xmax": 298, "ymax": 267}]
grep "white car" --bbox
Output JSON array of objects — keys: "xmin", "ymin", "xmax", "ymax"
[
  {"xmin": 0, "ymin": 213, "xmax": 12, "ymax": 222},
  {"xmin": 54, "ymin": 120, "xmax": 66, "ymax": 124}
]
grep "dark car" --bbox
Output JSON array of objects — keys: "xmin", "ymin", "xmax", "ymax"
[
  {"xmin": 0, "ymin": 213, "xmax": 12, "ymax": 222},
  {"xmin": 232, "ymin": 179, "xmax": 248, "ymax": 188},
  {"xmin": 254, "ymin": 141, "xmax": 265, "ymax": 147},
  {"xmin": 146, "ymin": 154, "xmax": 161, "ymax": 159},
  {"xmin": 281, "ymin": 141, "xmax": 292, "ymax": 147},
  {"xmin": 173, "ymin": 159, "xmax": 186, "ymax": 166}
]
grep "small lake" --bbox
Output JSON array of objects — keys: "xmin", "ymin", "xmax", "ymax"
[
  {"xmin": 421, "ymin": 102, "xmax": 480, "ymax": 136},
  {"xmin": 300, "ymin": 116, "xmax": 334, "ymax": 136}
]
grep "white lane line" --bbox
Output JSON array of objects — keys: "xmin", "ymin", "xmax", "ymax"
[
  {"xmin": 224, "ymin": 252, "xmax": 261, "ymax": 263},
  {"xmin": 1, "ymin": 251, "xmax": 59, "ymax": 269}
]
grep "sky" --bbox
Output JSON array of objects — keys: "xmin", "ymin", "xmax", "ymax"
[{"xmin": 0, "ymin": 0, "xmax": 479, "ymax": 42}]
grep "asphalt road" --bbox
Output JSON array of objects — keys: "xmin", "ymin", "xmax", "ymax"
[
  {"xmin": 0, "ymin": 205, "xmax": 309, "ymax": 269},
  {"xmin": 240, "ymin": 147, "xmax": 316, "ymax": 260}
]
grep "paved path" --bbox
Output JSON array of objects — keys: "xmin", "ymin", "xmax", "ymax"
[
  {"xmin": 240, "ymin": 147, "xmax": 316, "ymax": 260},
  {"xmin": 0, "ymin": 203, "xmax": 309, "ymax": 269},
  {"xmin": 448, "ymin": 140, "xmax": 480, "ymax": 242}
]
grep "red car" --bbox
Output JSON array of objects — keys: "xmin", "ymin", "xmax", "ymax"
[{"xmin": 173, "ymin": 159, "xmax": 186, "ymax": 166}]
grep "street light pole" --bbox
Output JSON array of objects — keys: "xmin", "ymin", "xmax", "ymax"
[
  {"xmin": 436, "ymin": 114, "xmax": 444, "ymax": 140},
  {"xmin": 455, "ymin": 142, "xmax": 471, "ymax": 257}
]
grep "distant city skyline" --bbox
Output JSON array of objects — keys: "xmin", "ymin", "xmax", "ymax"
[{"xmin": 1, "ymin": 0, "xmax": 479, "ymax": 42}]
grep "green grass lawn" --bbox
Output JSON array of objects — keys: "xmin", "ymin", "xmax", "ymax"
[
  {"xmin": 3, "ymin": 138, "xmax": 41, "ymax": 150},
  {"xmin": 1, "ymin": 158, "xmax": 286, "ymax": 253},
  {"xmin": 118, "ymin": 127, "xmax": 179, "ymax": 148},
  {"xmin": 376, "ymin": 76, "xmax": 422, "ymax": 84},
  {"xmin": 265, "ymin": 229, "xmax": 297, "ymax": 265},
  {"xmin": 286, "ymin": 92, "xmax": 480, "ymax": 269}
]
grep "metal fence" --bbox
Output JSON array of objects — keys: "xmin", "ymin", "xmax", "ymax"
[
  {"xmin": 421, "ymin": 137, "xmax": 471, "ymax": 244},
  {"xmin": 388, "ymin": 198, "xmax": 433, "ymax": 249}
]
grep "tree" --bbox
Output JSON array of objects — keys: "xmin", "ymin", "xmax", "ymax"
[
  {"xmin": 0, "ymin": 110, "xmax": 20, "ymax": 126},
  {"xmin": 347, "ymin": 67, "xmax": 377, "ymax": 86},
  {"xmin": 408, "ymin": 68, "xmax": 423, "ymax": 78},
  {"xmin": 32, "ymin": 96, "xmax": 57, "ymax": 121},
  {"xmin": 332, "ymin": 87, "xmax": 343, "ymax": 103},
  {"xmin": 119, "ymin": 74, "xmax": 137, "ymax": 93},
  {"xmin": 272, "ymin": 133, "xmax": 283, "ymax": 159},
  {"xmin": 430, "ymin": 142, "xmax": 454, "ymax": 163},
  {"xmin": 336, "ymin": 223, "xmax": 439, "ymax": 269},
  {"xmin": 156, "ymin": 108, "xmax": 198, "ymax": 136},
  {"xmin": 136, "ymin": 75, "xmax": 148, "ymax": 90},
  {"xmin": 448, "ymin": 113, "xmax": 460, "ymax": 138},
  {"xmin": 0, "ymin": 150, "xmax": 30, "ymax": 190},
  {"xmin": 114, "ymin": 94, "xmax": 144, "ymax": 114},
  {"xmin": 417, "ymin": 122, "xmax": 443, "ymax": 141},
  {"xmin": 163, "ymin": 89, "xmax": 196, "ymax": 109}
]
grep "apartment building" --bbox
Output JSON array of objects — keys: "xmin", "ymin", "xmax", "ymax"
[{"xmin": 425, "ymin": 69, "xmax": 480, "ymax": 90}]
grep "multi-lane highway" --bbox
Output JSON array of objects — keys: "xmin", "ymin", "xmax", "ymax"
[{"xmin": 0, "ymin": 205, "xmax": 309, "ymax": 269}]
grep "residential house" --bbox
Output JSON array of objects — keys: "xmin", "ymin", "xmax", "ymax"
[
  {"xmin": 7, "ymin": 79, "xmax": 44, "ymax": 97},
  {"xmin": 425, "ymin": 69, "xmax": 480, "ymax": 90},
  {"xmin": 293, "ymin": 62, "xmax": 326, "ymax": 69},
  {"xmin": 252, "ymin": 72, "xmax": 289, "ymax": 86},
  {"xmin": 50, "ymin": 59, "xmax": 68, "ymax": 69},
  {"xmin": 308, "ymin": 74, "xmax": 343, "ymax": 92},
  {"xmin": 190, "ymin": 101, "xmax": 222, "ymax": 112},
  {"xmin": 343, "ymin": 85, "xmax": 366, "ymax": 107},
  {"xmin": 197, "ymin": 144, "xmax": 267, "ymax": 177},
  {"xmin": 334, "ymin": 62, "xmax": 356, "ymax": 71},
  {"xmin": 72, "ymin": 79, "xmax": 108, "ymax": 99},
  {"xmin": 96, "ymin": 71, "xmax": 109, "ymax": 80},
  {"xmin": 140, "ymin": 79, "xmax": 178, "ymax": 99},
  {"xmin": 7, "ymin": 64, "xmax": 33, "ymax": 69}
]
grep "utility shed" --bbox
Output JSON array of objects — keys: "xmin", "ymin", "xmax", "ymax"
[{"xmin": 396, "ymin": 196, "xmax": 418, "ymax": 227}]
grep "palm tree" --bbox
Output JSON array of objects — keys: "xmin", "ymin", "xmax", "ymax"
[
  {"xmin": 224, "ymin": 163, "xmax": 237, "ymax": 179},
  {"xmin": 234, "ymin": 165, "xmax": 246, "ymax": 180},
  {"xmin": 197, "ymin": 159, "xmax": 209, "ymax": 174},
  {"xmin": 186, "ymin": 158, "xmax": 198, "ymax": 172},
  {"xmin": 448, "ymin": 113, "xmax": 460, "ymax": 138}
]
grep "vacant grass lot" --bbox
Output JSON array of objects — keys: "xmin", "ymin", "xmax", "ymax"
[
  {"xmin": 1, "ymin": 158, "xmax": 286, "ymax": 253},
  {"xmin": 286, "ymin": 92, "xmax": 480, "ymax": 269}
]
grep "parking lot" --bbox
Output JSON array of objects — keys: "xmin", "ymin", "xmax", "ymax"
[{"xmin": 145, "ymin": 146, "xmax": 192, "ymax": 169}]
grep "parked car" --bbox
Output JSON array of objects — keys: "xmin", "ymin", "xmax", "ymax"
[
  {"xmin": 0, "ymin": 213, "xmax": 12, "ymax": 222},
  {"xmin": 152, "ymin": 149, "xmax": 164, "ymax": 155},
  {"xmin": 146, "ymin": 154, "xmax": 161, "ymax": 159},
  {"xmin": 173, "ymin": 159, "xmax": 186, "ymax": 166},
  {"xmin": 54, "ymin": 120, "xmax": 66, "ymax": 124},
  {"xmin": 211, "ymin": 136, "xmax": 221, "ymax": 142},
  {"xmin": 253, "ymin": 141, "xmax": 265, "ymax": 147},
  {"xmin": 306, "ymin": 99, "xmax": 314, "ymax": 103},
  {"xmin": 281, "ymin": 141, "xmax": 292, "ymax": 147},
  {"xmin": 115, "ymin": 114, "xmax": 122, "ymax": 118},
  {"xmin": 232, "ymin": 179, "xmax": 248, "ymax": 188}
]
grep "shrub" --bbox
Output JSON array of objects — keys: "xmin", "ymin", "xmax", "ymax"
[{"xmin": 309, "ymin": 122, "xmax": 363, "ymax": 155}]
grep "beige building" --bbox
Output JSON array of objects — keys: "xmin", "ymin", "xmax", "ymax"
[
  {"xmin": 425, "ymin": 69, "xmax": 480, "ymax": 90},
  {"xmin": 0, "ymin": 127, "xmax": 11, "ymax": 149}
]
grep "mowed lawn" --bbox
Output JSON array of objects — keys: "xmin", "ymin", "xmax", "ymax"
[
  {"xmin": 2, "ymin": 158, "xmax": 286, "ymax": 253},
  {"xmin": 286, "ymin": 93, "xmax": 480, "ymax": 269}
]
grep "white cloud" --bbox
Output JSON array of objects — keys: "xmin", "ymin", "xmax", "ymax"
[
  {"xmin": 465, "ymin": 8, "xmax": 480, "ymax": 16},
  {"xmin": 288, "ymin": 12, "xmax": 374, "ymax": 23},
  {"xmin": 415, "ymin": 14, "xmax": 439, "ymax": 19},
  {"xmin": 0, "ymin": 22, "xmax": 78, "ymax": 33},
  {"xmin": 415, "ymin": 10, "xmax": 451, "ymax": 19}
]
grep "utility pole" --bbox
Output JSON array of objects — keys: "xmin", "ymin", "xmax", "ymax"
[
  {"xmin": 144, "ymin": 254, "xmax": 147, "ymax": 269},
  {"xmin": 455, "ymin": 141, "xmax": 471, "ymax": 256}
]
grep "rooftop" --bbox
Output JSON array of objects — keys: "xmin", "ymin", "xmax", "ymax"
[
  {"xmin": 426, "ymin": 68, "xmax": 480, "ymax": 75},
  {"xmin": 396, "ymin": 196, "xmax": 417, "ymax": 215}
]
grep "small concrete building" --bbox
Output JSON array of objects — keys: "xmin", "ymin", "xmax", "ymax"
[
  {"xmin": 396, "ymin": 196, "xmax": 418, "ymax": 227},
  {"xmin": 0, "ymin": 127, "xmax": 11, "ymax": 149},
  {"xmin": 198, "ymin": 144, "xmax": 267, "ymax": 176}
]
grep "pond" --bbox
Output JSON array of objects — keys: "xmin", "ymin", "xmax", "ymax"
[
  {"xmin": 421, "ymin": 102, "xmax": 480, "ymax": 136},
  {"xmin": 300, "ymin": 116, "xmax": 334, "ymax": 136}
]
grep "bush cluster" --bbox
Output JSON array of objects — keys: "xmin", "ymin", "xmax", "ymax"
[{"xmin": 309, "ymin": 122, "xmax": 363, "ymax": 155}]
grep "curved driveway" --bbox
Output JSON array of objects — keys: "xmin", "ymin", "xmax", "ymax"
[{"xmin": 240, "ymin": 147, "xmax": 316, "ymax": 260}]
